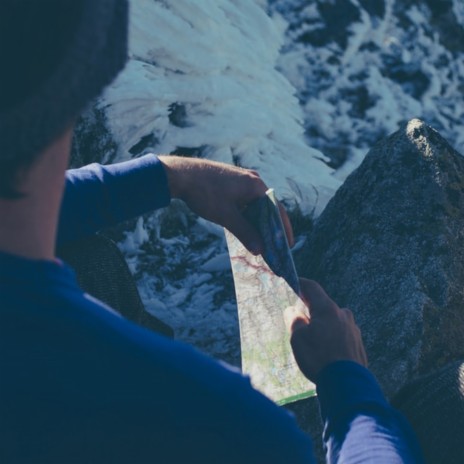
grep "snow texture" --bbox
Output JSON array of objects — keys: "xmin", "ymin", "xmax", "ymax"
[
  {"xmin": 270, "ymin": 0, "xmax": 464, "ymax": 174},
  {"xmin": 101, "ymin": 0, "xmax": 339, "ymax": 215},
  {"xmin": 91, "ymin": 0, "xmax": 464, "ymax": 366}
]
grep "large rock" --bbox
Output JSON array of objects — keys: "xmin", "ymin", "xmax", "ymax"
[{"xmin": 297, "ymin": 119, "xmax": 464, "ymax": 398}]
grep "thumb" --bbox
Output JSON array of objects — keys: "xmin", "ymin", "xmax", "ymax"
[
  {"xmin": 290, "ymin": 315, "xmax": 310, "ymax": 334},
  {"xmin": 284, "ymin": 300, "xmax": 310, "ymax": 334}
]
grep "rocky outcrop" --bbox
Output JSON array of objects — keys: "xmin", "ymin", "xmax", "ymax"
[{"xmin": 296, "ymin": 119, "xmax": 464, "ymax": 398}]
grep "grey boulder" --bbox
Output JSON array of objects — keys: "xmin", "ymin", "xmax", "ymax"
[{"xmin": 297, "ymin": 119, "xmax": 464, "ymax": 398}]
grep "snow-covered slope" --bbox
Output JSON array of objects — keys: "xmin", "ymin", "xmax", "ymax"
[
  {"xmin": 101, "ymin": 0, "xmax": 340, "ymax": 215},
  {"xmin": 270, "ymin": 0, "xmax": 464, "ymax": 177}
]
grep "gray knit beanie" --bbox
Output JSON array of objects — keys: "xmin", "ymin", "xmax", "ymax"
[{"xmin": 0, "ymin": 0, "xmax": 128, "ymax": 167}]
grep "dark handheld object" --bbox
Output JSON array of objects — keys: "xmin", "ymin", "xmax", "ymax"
[{"xmin": 244, "ymin": 190, "xmax": 300, "ymax": 295}]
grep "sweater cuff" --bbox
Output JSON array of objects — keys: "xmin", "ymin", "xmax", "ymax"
[
  {"xmin": 316, "ymin": 361, "xmax": 388, "ymax": 424},
  {"xmin": 105, "ymin": 154, "xmax": 171, "ymax": 215}
]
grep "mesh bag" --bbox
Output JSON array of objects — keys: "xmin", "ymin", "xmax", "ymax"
[
  {"xmin": 58, "ymin": 234, "xmax": 173, "ymax": 338},
  {"xmin": 392, "ymin": 360, "xmax": 464, "ymax": 464}
]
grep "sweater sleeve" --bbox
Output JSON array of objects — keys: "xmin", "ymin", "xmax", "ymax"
[
  {"xmin": 316, "ymin": 361, "xmax": 424, "ymax": 463},
  {"xmin": 57, "ymin": 154, "xmax": 171, "ymax": 246}
]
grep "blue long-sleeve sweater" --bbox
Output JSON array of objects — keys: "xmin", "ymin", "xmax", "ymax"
[{"xmin": 0, "ymin": 154, "xmax": 423, "ymax": 463}]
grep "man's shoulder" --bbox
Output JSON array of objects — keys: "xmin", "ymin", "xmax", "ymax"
[
  {"xmin": 1, "ymin": 271, "xmax": 314, "ymax": 463},
  {"xmin": 1, "ymin": 279, "xmax": 259, "ymax": 415}
]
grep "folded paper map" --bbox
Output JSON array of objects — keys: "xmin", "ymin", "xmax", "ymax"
[{"xmin": 225, "ymin": 189, "xmax": 315, "ymax": 405}]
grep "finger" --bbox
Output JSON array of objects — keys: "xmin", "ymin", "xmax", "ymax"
[
  {"xmin": 299, "ymin": 278, "xmax": 339, "ymax": 318},
  {"xmin": 290, "ymin": 315, "xmax": 310, "ymax": 334},
  {"xmin": 223, "ymin": 207, "xmax": 264, "ymax": 255},
  {"xmin": 289, "ymin": 325, "xmax": 315, "ymax": 381},
  {"xmin": 247, "ymin": 169, "xmax": 261, "ymax": 177},
  {"xmin": 284, "ymin": 302, "xmax": 310, "ymax": 333},
  {"xmin": 241, "ymin": 170, "xmax": 268, "ymax": 201},
  {"xmin": 340, "ymin": 307, "xmax": 355, "ymax": 321},
  {"xmin": 277, "ymin": 201, "xmax": 294, "ymax": 248}
]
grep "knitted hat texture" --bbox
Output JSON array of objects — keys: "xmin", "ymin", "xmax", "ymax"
[{"xmin": 0, "ymin": 0, "xmax": 128, "ymax": 164}]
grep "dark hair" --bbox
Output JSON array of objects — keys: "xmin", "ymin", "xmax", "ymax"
[{"xmin": 0, "ymin": 0, "xmax": 128, "ymax": 199}]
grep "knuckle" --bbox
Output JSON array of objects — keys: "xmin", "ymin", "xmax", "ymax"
[
  {"xmin": 254, "ymin": 178, "xmax": 268, "ymax": 195},
  {"xmin": 239, "ymin": 169, "xmax": 267, "ymax": 198},
  {"xmin": 247, "ymin": 169, "xmax": 260, "ymax": 177},
  {"xmin": 245, "ymin": 168, "xmax": 265, "ymax": 182},
  {"xmin": 341, "ymin": 307, "xmax": 355, "ymax": 320},
  {"xmin": 290, "ymin": 331, "xmax": 301, "ymax": 350}
]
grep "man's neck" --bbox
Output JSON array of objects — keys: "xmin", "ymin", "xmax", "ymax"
[{"xmin": 0, "ymin": 129, "xmax": 73, "ymax": 261}]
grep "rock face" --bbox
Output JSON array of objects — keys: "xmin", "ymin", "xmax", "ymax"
[{"xmin": 297, "ymin": 119, "xmax": 464, "ymax": 397}]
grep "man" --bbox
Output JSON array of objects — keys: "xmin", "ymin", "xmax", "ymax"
[{"xmin": 0, "ymin": 1, "xmax": 423, "ymax": 462}]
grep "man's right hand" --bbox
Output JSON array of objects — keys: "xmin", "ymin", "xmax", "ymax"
[
  {"xmin": 158, "ymin": 155, "xmax": 293, "ymax": 256},
  {"xmin": 290, "ymin": 278, "xmax": 368, "ymax": 384}
]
